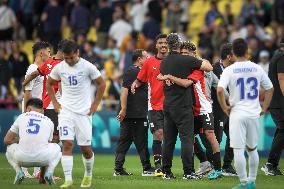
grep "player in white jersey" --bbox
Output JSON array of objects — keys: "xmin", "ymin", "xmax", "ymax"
[
  {"xmin": 21, "ymin": 41, "xmax": 51, "ymax": 178},
  {"xmin": 4, "ymin": 98, "xmax": 62, "ymax": 185},
  {"xmin": 46, "ymin": 40, "xmax": 106, "ymax": 188},
  {"xmin": 217, "ymin": 39, "xmax": 274, "ymax": 189},
  {"xmin": 22, "ymin": 41, "xmax": 51, "ymax": 112}
]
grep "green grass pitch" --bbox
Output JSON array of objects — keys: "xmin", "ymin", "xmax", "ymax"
[{"xmin": 0, "ymin": 154, "xmax": 283, "ymax": 189}]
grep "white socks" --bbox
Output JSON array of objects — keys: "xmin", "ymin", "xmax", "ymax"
[
  {"xmin": 82, "ymin": 153, "xmax": 94, "ymax": 177},
  {"xmin": 234, "ymin": 148, "xmax": 259, "ymax": 184},
  {"xmin": 61, "ymin": 156, "xmax": 73, "ymax": 181},
  {"xmin": 234, "ymin": 149, "xmax": 248, "ymax": 184},
  {"xmin": 247, "ymin": 149, "xmax": 259, "ymax": 183}
]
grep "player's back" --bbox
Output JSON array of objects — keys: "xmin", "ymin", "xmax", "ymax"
[
  {"xmin": 15, "ymin": 111, "xmax": 54, "ymax": 154},
  {"xmin": 222, "ymin": 61, "xmax": 268, "ymax": 118}
]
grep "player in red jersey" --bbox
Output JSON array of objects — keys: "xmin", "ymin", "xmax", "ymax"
[
  {"xmin": 158, "ymin": 41, "xmax": 222, "ymax": 179},
  {"xmin": 22, "ymin": 40, "xmax": 66, "ymax": 144},
  {"xmin": 130, "ymin": 34, "xmax": 168, "ymax": 176}
]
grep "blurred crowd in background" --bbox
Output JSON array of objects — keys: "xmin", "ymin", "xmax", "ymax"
[{"xmin": 0, "ymin": 0, "xmax": 283, "ymax": 110}]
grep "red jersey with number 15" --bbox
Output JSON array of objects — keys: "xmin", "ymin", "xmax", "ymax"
[
  {"xmin": 137, "ymin": 56, "xmax": 164, "ymax": 110},
  {"xmin": 38, "ymin": 58, "xmax": 62, "ymax": 109}
]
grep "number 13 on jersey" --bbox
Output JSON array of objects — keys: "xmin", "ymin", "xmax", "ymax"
[{"xmin": 236, "ymin": 77, "xmax": 258, "ymax": 100}]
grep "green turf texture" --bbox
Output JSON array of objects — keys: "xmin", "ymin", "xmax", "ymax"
[{"xmin": 0, "ymin": 154, "xmax": 283, "ymax": 189}]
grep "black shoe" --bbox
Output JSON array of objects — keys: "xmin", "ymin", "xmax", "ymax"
[
  {"xmin": 113, "ymin": 169, "xmax": 133, "ymax": 176},
  {"xmin": 162, "ymin": 172, "xmax": 176, "ymax": 180},
  {"xmin": 183, "ymin": 172, "xmax": 201, "ymax": 180},
  {"xmin": 261, "ymin": 163, "xmax": 283, "ymax": 176},
  {"xmin": 222, "ymin": 165, "xmax": 237, "ymax": 176},
  {"xmin": 142, "ymin": 167, "xmax": 155, "ymax": 176}
]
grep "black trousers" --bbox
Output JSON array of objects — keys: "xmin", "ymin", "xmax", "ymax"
[
  {"xmin": 214, "ymin": 114, "xmax": 234, "ymax": 168},
  {"xmin": 267, "ymin": 109, "xmax": 284, "ymax": 167},
  {"xmin": 162, "ymin": 106, "xmax": 194, "ymax": 175},
  {"xmin": 115, "ymin": 118, "xmax": 151, "ymax": 171}
]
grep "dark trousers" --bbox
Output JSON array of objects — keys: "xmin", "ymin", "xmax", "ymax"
[
  {"xmin": 115, "ymin": 118, "xmax": 151, "ymax": 171},
  {"xmin": 162, "ymin": 106, "xmax": 194, "ymax": 174},
  {"xmin": 214, "ymin": 115, "xmax": 234, "ymax": 168},
  {"xmin": 267, "ymin": 109, "xmax": 284, "ymax": 167}
]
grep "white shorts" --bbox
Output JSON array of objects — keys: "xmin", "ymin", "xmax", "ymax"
[
  {"xmin": 229, "ymin": 113, "xmax": 259, "ymax": 149},
  {"xmin": 58, "ymin": 108, "xmax": 92, "ymax": 146},
  {"xmin": 6, "ymin": 143, "xmax": 61, "ymax": 167}
]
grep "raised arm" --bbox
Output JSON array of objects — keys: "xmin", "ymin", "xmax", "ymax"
[
  {"xmin": 200, "ymin": 59, "xmax": 213, "ymax": 72},
  {"xmin": 47, "ymin": 76, "xmax": 61, "ymax": 113},
  {"xmin": 22, "ymin": 70, "xmax": 40, "ymax": 88}
]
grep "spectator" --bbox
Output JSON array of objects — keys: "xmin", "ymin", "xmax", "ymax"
[
  {"xmin": 108, "ymin": 7, "xmax": 132, "ymax": 48},
  {"xmin": 0, "ymin": 0, "xmax": 17, "ymax": 42},
  {"xmin": 239, "ymin": 0, "xmax": 257, "ymax": 24},
  {"xmin": 167, "ymin": 1, "xmax": 181, "ymax": 33},
  {"xmin": 179, "ymin": 0, "xmax": 190, "ymax": 33},
  {"xmin": 130, "ymin": 0, "xmax": 147, "ymax": 32},
  {"xmin": 95, "ymin": 0, "xmax": 114, "ymax": 49},
  {"xmin": 20, "ymin": 0, "xmax": 35, "ymax": 40},
  {"xmin": 82, "ymin": 41, "xmax": 103, "ymax": 70},
  {"xmin": 41, "ymin": 0, "xmax": 64, "ymax": 50},
  {"xmin": 120, "ymin": 31, "xmax": 147, "ymax": 54},
  {"xmin": 142, "ymin": 13, "xmax": 161, "ymax": 43},
  {"xmin": 101, "ymin": 37, "xmax": 120, "ymax": 65},
  {"xmin": 198, "ymin": 25, "xmax": 214, "ymax": 62},
  {"xmin": 262, "ymin": 35, "xmax": 277, "ymax": 58},
  {"xmin": 205, "ymin": 0, "xmax": 221, "ymax": 26},
  {"xmin": 212, "ymin": 26, "xmax": 229, "ymax": 54},
  {"xmin": 248, "ymin": 37, "xmax": 260, "ymax": 63},
  {"xmin": 0, "ymin": 47, "xmax": 11, "ymax": 97},
  {"xmin": 258, "ymin": 0, "xmax": 272, "ymax": 27},
  {"xmin": 8, "ymin": 42, "xmax": 30, "ymax": 92},
  {"xmin": 120, "ymin": 40, "xmax": 135, "ymax": 73},
  {"xmin": 147, "ymin": 0, "xmax": 163, "ymax": 24},
  {"xmin": 229, "ymin": 19, "xmax": 242, "ymax": 42},
  {"xmin": 223, "ymin": 3, "xmax": 234, "ymax": 27},
  {"xmin": 108, "ymin": 70, "xmax": 122, "ymax": 110},
  {"xmin": 258, "ymin": 50, "xmax": 270, "ymax": 74},
  {"xmin": 70, "ymin": 0, "xmax": 90, "ymax": 36},
  {"xmin": 240, "ymin": 21, "xmax": 266, "ymax": 41},
  {"xmin": 271, "ymin": 0, "xmax": 284, "ymax": 25}
]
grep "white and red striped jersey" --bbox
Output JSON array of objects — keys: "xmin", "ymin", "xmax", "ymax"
[{"xmin": 188, "ymin": 70, "xmax": 212, "ymax": 116}]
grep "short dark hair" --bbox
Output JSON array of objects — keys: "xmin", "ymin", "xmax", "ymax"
[
  {"xmin": 155, "ymin": 34, "xmax": 167, "ymax": 44},
  {"xmin": 232, "ymin": 38, "xmax": 248, "ymax": 57},
  {"xmin": 132, "ymin": 49, "xmax": 144, "ymax": 62},
  {"xmin": 26, "ymin": 98, "xmax": 43, "ymax": 110},
  {"xmin": 32, "ymin": 41, "xmax": 50, "ymax": 56},
  {"xmin": 180, "ymin": 41, "xmax": 196, "ymax": 52},
  {"xmin": 57, "ymin": 39, "xmax": 69, "ymax": 52},
  {"xmin": 166, "ymin": 33, "xmax": 181, "ymax": 51},
  {"xmin": 220, "ymin": 43, "xmax": 233, "ymax": 60},
  {"xmin": 62, "ymin": 39, "xmax": 79, "ymax": 54}
]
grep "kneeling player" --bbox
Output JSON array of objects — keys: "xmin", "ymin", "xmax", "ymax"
[{"xmin": 4, "ymin": 98, "xmax": 61, "ymax": 185}]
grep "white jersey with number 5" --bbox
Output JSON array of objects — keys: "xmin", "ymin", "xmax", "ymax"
[
  {"xmin": 218, "ymin": 61, "xmax": 273, "ymax": 118},
  {"xmin": 49, "ymin": 58, "xmax": 101, "ymax": 115},
  {"xmin": 10, "ymin": 111, "xmax": 54, "ymax": 154}
]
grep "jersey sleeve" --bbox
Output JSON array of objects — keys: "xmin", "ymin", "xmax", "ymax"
[
  {"xmin": 10, "ymin": 115, "xmax": 21, "ymax": 134},
  {"xmin": 88, "ymin": 63, "xmax": 102, "ymax": 80},
  {"xmin": 49, "ymin": 64, "xmax": 60, "ymax": 81},
  {"xmin": 25, "ymin": 65, "xmax": 37, "ymax": 91},
  {"xmin": 276, "ymin": 55, "xmax": 284, "ymax": 73},
  {"xmin": 137, "ymin": 58, "xmax": 149, "ymax": 82},
  {"xmin": 218, "ymin": 68, "xmax": 230, "ymax": 89},
  {"xmin": 188, "ymin": 70, "xmax": 203, "ymax": 82},
  {"xmin": 260, "ymin": 67, "xmax": 273, "ymax": 90}
]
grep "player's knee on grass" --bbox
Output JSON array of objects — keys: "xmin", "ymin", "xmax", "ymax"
[
  {"xmin": 153, "ymin": 129, "xmax": 163, "ymax": 141},
  {"xmin": 62, "ymin": 140, "xmax": 74, "ymax": 155},
  {"xmin": 80, "ymin": 146, "xmax": 93, "ymax": 159}
]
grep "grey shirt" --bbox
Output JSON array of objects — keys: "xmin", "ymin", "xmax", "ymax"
[{"xmin": 205, "ymin": 71, "xmax": 229, "ymax": 103}]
